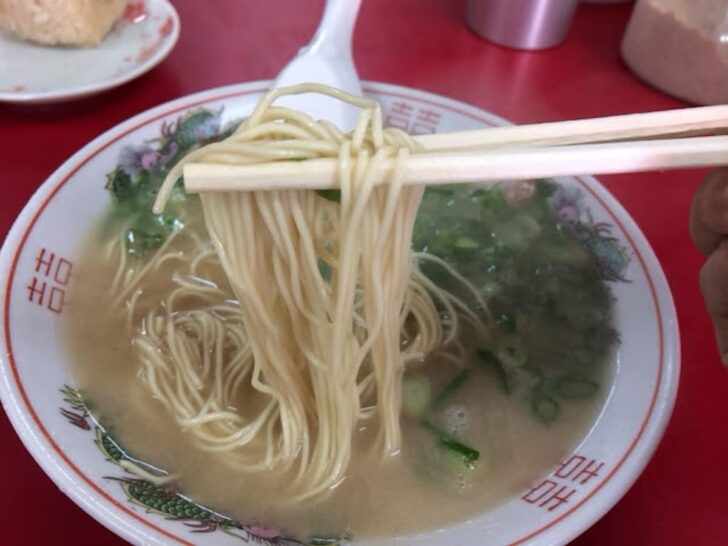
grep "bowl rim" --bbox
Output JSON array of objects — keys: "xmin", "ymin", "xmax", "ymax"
[{"xmin": 0, "ymin": 79, "xmax": 680, "ymax": 546}]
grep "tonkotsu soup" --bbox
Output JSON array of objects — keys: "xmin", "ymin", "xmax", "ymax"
[{"xmin": 63, "ymin": 106, "xmax": 618, "ymax": 542}]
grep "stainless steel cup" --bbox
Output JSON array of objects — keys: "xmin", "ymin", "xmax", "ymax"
[{"xmin": 466, "ymin": 0, "xmax": 580, "ymax": 50}]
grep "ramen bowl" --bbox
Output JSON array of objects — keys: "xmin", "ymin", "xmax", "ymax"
[{"xmin": 0, "ymin": 81, "xmax": 679, "ymax": 546}]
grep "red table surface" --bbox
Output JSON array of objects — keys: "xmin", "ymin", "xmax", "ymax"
[{"xmin": 1, "ymin": 1, "xmax": 726, "ymax": 545}]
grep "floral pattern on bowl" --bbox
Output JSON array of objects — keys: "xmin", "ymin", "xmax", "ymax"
[{"xmin": 60, "ymin": 386, "xmax": 345, "ymax": 546}]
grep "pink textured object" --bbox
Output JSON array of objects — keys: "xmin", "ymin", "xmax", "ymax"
[
  {"xmin": 621, "ymin": 0, "xmax": 728, "ymax": 105},
  {"xmin": 466, "ymin": 0, "xmax": 579, "ymax": 50}
]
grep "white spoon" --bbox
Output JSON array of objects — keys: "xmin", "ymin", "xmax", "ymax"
[{"xmin": 272, "ymin": 0, "xmax": 364, "ymax": 131}]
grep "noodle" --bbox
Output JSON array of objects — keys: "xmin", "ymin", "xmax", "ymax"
[{"xmin": 110, "ymin": 84, "xmax": 491, "ymax": 501}]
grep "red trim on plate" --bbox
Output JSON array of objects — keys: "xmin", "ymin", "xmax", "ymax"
[{"xmin": 2, "ymin": 84, "xmax": 667, "ymax": 545}]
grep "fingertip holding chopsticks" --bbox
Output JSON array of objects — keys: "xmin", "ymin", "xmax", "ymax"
[{"xmin": 183, "ymin": 104, "xmax": 728, "ymax": 193}]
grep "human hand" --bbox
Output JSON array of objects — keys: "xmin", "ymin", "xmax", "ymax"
[{"xmin": 690, "ymin": 168, "xmax": 728, "ymax": 366}]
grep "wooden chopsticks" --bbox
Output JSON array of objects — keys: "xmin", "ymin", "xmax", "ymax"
[
  {"xmin": 416, "ymin": 104, "xmax": 728, "ymax": 151},
  {"xmin": 183, "ymin": 105, "xmax": 728, "ymax": 193}
]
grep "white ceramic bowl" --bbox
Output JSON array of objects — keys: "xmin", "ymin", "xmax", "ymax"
[{"xmin": 0, "ymin": 81, "xmax": 679, "ymax": 546}]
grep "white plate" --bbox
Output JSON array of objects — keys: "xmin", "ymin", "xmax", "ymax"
[
  {"xmin": 0, "ymin": 81, "xmax": 679, "ymax": 546},
  {"xmin": 0, "ymin": 0, "xmax": 179, "ymax": 104}
]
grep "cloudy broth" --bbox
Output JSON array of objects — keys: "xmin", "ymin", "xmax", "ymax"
[{"xmin": 63, "ymin": 181, "xmax": 615, "ymax": 540}]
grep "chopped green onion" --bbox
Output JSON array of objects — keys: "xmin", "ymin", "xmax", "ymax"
[
  {"xmin": 475, "ymin": 349, "xmax": 510, "ymax": 394},
  {"xmin": 518, "ymin": 365, "xmax": 544, "ymax": 391},
  {"xmin": 480, "ymin": 281, "xmax": 501, "ymax": 299},
  {"xmin": 316, "ymin": 257, "xmax": 332, "ymax": 282},
  {"xmin": 308, "ymin": 537, "xmax": 342, "ymax": 546},
  {"xmin": 495, "ymin": 334, "xmax": 528, "ymax": 370},
  {"xmin": 493, "ymin": 216, "xmax": 541, "ymax": 250},
  {"xmin": 512, "ymin": 214, "xmax": 542, "ymax": 240},
  {"xmin": 402, "ymin": 375, "xmax": 431, "ymax": 417},
  {"xmin": 420, "ymin": 419, "xmax": 479, "ymax": 463},
  {"xmin": 495, "ymin": 312, "xmax": 517, "ymax": 333},
  {"xmin": 289, "ymin": 156, "xmax": 308, "ymax": 162},
  {"xmin": 124, "ymin": 228, "xmax": 165, "ymax": 258},
  {"xmin": 315, "ymin": 189, "xmax": 341, "ymax": 203},
  {"xmin": 106, "ymin": 168, "xmax": 133, "ymax": 202},
  {"xmin": 530, "ymin": 394, "xmax": 559, "ymax": 424},
  {"xmin": 426, "ymin": 183, "xmax": 471, "ymax": 196},
  {"xmin": 169, "ymin": 176, "xmax": 187, "ymax": 201},
  {"xmin": 308, "ymin": 530, "xmax": 354, "ymax": 544},
  {"xmin": 556, "ymin": 376, "xmax": 599, "ymax": 399},
  {"xmin": 454, "ymin": 237, "xmax": 479, "ymax": 250},
  {"xmin": 476, "ymin": 186, "xmax": 511, "ymax": 217},
  {"xmin": 431, "ymin": 369, "xmax": 469, "ymax": 409},
  {"xmin": 152, "ymin": 212, "xmax": 184, "ymax": 231},
  {"xmin": 441, "ymin": 447, "xmax": 477, "ymax": 473},
  {"xmin": 535, "ymin": 178, "xmax": 557, "ymax": 198}
]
